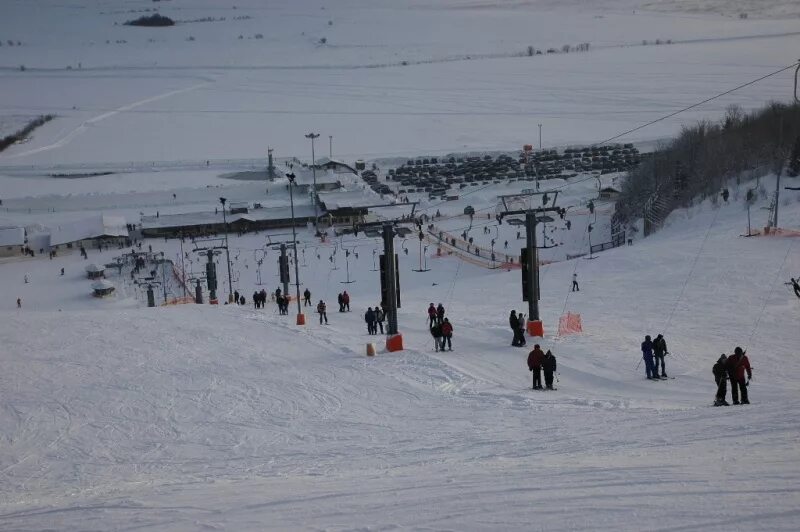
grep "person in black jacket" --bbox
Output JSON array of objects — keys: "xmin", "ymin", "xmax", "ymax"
[
  {"xmin": 543, "ymin": 349, "xmax": 557, "ymax": 390},
  {"xmin": 365, "ymin": 307, "xmax": 377, "ymax": 335},
  {"xmin": 713, "ymin": 354, "xmax": 729, "ymax": 406},
  {"xmin": 430, "ymin": 322, "xmax": 443, "ymax": 351},
  {"xmin": 652, "ymin": 334, "xmax": 668, "ymax": 377},
  {"xmin": 509, "ymin": 310, "xmax": 520, "ymax": 346}
]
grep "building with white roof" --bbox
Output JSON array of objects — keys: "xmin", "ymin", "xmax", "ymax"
[
  {"xmin": 0, "ymin": 226, "xmax": 25, "ymax": 257},
  {"xmin": 49, "ymin": 215, "xmax": 129, "ymax": 250}
]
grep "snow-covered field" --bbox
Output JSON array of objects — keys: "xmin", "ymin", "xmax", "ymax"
[{"xmin": 1, "ymin": 0, "xmax": 800, "ymax": 530}]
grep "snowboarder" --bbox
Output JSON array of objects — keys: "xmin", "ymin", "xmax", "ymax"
[
  {"xmin": 528, "ymin": 344, "xmax": 545, "ymax": 389},
  {"xmin": 342, "ymin": 291, "xmax": 350, "ymax": 312},
  {"xmin": 726, "ymin": 347, "xmax": 752, "ymax": 405},
  {"xmin": 317, "ymin": 300, "xmax": 328, "ymax": 324},
  {"xmin": 430, "ymin": 322, "xmax": 443, "ymax": 351},
  {"xmin": 428, "ymin": 303, "xmax": 437, "ymax": 327},
  {"xmin": 713, "ymin": 354, "xmax": 729, "ymax": 406},
  {"xmin": 375, "ymin": 305, "xmax": 385, "ymax": 334},
  {"xmin": 303, "ymin": 288, "xmax": 312, "ymax": 306},
  {"xmin": 543, "ymin": 349, "xmax": 557, "ymax": 389},
  {"xmin": 641, "ymin": 335, "xmax": 657, "ymax": 379},
  {"xmin": 652, "ymin": 334, "xmax": 668, "ymax": 377},
  {"xmin": 436, "ymin": 303, "xmax": 445, "ymax": 325},
  {"xmin": 440, "ymin": 318, "xmax": 453, "ymax": 351},
  {"xmin": 365, "ymin": 307, "xmax": 377, "ymax": 335},
  {"xmin": 571, "ymin": 272, "xmax": 579, "ymax": 292}
]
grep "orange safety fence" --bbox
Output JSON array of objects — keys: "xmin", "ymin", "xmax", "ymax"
[
  {"xmin": 757, "ymin": 227, "xmax": 800, "ymax": 237},
  {"xmin": 558, "ymin": 312, "xmax": 583, "ymax": 336},
  {"xmin": 162, "ymin": 296, "xmax": 196, "ymax": 306}
]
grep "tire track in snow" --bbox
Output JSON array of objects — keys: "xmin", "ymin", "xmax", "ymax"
[{"xmin": 3, "ymin": 81, "xmax": 212, "ymax": 159}]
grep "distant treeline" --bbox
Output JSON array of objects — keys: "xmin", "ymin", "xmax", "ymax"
[
  {"xmin": 616, "ymin": 102, "xmax": 800, "ymax": 226},
  {"xmin": 125, "ymin": 14, "xmax": 175, "ymax": 27},
  {"xmin": 0, "ymin": 114, "xmax": 55, "ymax": 153}
]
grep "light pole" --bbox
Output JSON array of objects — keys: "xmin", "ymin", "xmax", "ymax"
[
  {"xmin": 329, "ymin": 135, "xmax": 333, "ymax": 158},
  {"xmin": 538, "ymin": 123, "xmax": 542, "ymax": 150},
  {"xmin": 219, "ymin": 197, "xmax": 234, "ymax": 303},
  {"xmin": 286, "ymin": 172, "xmax": 305, "ymax": 325},
  {"xmin": 305, "ymin": 132, "xmax": 320, "ymax": 233}
]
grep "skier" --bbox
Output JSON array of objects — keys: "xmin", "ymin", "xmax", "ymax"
[
  {"xmin": 303, "ymin": 288, "xmax": 312, "ymax": 306},
  {"xmin": 790, "ymin": 277, "xmax": 800, "ymax": 299},
  {"xmin": 430, "ymin": 322, "xmax": 443, "ymax": 352},
  {"xmin": 713, "ymin": 354, "xmax": 729, "ymax": 406},
  {"xmin": 24, "ymin": 274, "xmax": 28, "ymax": 284},
  {"xmin": 375, "ymin": 305, "xmax": 385, "ymax": 334},
  {"xmin": 60, "ymin": 268, "xmax": 64, "ymax": 276},
  {"xmin": 338, "ymin": 292, "xmax": 344, "ymax": 312},
  {"xmin": 652, "ymin": 334, "xmax": 669, "ymax": 377},
  {"xmin": 726, "ymin": 347, "xmax": 752, "ymax": 405},
  {"xmin": 428, "ymin": 303, "xmax": 437, "ymax": 327},
  {"xmin": 571, "ymin": 272, "xmax": 579, "ymax": 292},
  {"xmin": 317, "ymin": 300, "xmax": 328, "ymax": 324},
  {"xmin": 641, "ymin": 335, "xmax": 657, "ymax": 379},
  {"xmin": 342, "ymin": 290, "xmax": 350, "ymax": 312},
  {"xmin": 543, "ymin": 349, "xmax": 557, "ymax": 390},
  {"xmin": 440, "ymin": 318, "xmax": 453, "ymax": 351},
  {"xmin": 365, "ymin": 307, "xmax": 376, "ymax": 335},
  {"xmin": 527, "ymin": 344, "xmax": 545, "ymax": 389},
  {"xmin": 234, "ymin": 290, "xmax": 240, "ymax": 304},
  {"xmin": 253, "ymin": 291, "xmax": 259, "ymax": 309},
  {"xmin": 436, "ymin": 303, "xmax": 445, "ymax": 325},
  {"xmin": 16, "ymin": 297, "xmax": 21, "ymax": 308}
]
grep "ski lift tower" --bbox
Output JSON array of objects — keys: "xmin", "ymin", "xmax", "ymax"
[
  {"xmin": 496, "ymin": 190, "xmax": 565, "ymax": 337},
  {"xmin": 353, "ymin": 200, "xmax": 419, "ymax": 352}
]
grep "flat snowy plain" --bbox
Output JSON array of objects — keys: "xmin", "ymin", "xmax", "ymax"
[{"xmin": 1, "ymin": 0, "xmax": 799, "ymax": 530}]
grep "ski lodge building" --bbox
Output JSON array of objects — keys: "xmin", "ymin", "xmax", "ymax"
[
  {"xmin": 0, "ymin": 226, "xmax": 25, "ymax": 257},
  {"xmin": 48, "ymin": 215, "xmax": 129, "ymax": 251}
]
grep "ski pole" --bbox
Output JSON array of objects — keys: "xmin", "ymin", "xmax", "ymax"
[{"xmin": 635, "ymin": 358, "xmax": 642, "ymax": 370}]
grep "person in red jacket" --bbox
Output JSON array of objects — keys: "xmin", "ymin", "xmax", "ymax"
[
  {"xmin": 527, "ymin": 344, "xmax": 545, "ymax": 390},
  {"xmin": 440, "ymin": 318, "xmax": 453, "ymax": 351},
  {"xmin": 427, "ymin": 303, "xmax": 437, "ymax": 327},
  {"xmin": 726, "ymin": 346, "xmax": 752, "ymax": 404}
]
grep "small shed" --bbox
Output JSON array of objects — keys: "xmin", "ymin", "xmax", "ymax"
[
  {"xmin": 85, "ymin": 263, "xmax": 105, "ymax": 279},
  {"xmin": 599, "ymin": 186, "xmax": 621, "ymax": 200},
  {"xmin": 91, "ymin": 279, "xmax": 115, "ymax": 297}
]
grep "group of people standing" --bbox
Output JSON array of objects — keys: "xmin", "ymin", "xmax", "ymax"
[
  {"xmin": 251, "ymin": 289, "xmax": 268, "ymax": 309},
  {"xmin": 713, "ymin": 347, "xmax": 752, "ymax": 406},
  {"xmin": 428, "ymin": 303, "xmax": 454, "ymax": 351},
  {"xmin": 527, "ymin": 344, "xmax": 557, "ymax": 390},
  {"xmin": 509, "ymin": 310, "xmax": 527, "ymax": 347},
  {"xmin": 337, "ymin": 291, "xmax": 351, "ymax": 312},
  {"xmin": 640, "ymin": 334, "xmax": 669, "ymax": 379},
  {"xmin": 364, "ymin": 306, "xmax": 386, "ymax": 335}
]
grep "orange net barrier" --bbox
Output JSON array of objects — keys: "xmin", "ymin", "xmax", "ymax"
[{"xmin": 558, "ymin": 312, "xmax": 583, "ymax": 336}]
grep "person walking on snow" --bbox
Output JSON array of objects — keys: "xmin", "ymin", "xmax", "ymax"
[
  {"xmin": 365, "ymin": 307, "xmax": 377, "ymax": 335},
  {"xmin": 527, "ymin": 344, "xmax": 545, "ymax": 389},
  {"xmin": 517, "ymin": 312, "xmax": 527, "ymax": 347},
  {"xmin": 726, "ymin": 347, "xmax": 752, "ymax": 404},
  {"xmin": 16, "ymin": 297, "xmax": 21, "ymax": 309},
  {"xmin": 303, "ymin": 288, "xmax": 312, "ymax": 306},
  {"xmin": 430, "ymin": 322, "xmax": 444, "ymax": 351},
  {"xmin": 375, "ymin": 305, "xmax": 385, "ymax": 334},
  {"xmin": 428, "ymin": 303, "xmax": 438, "ymax": 328},
  {"xmin": 653, "ymin": 334, "xmax": 669, "ymax": 377},
  {"xmin": 713, "ymin": 354, "xmax": 729, "ymax": 406},
  {"xmin": 572, "ymin": 272, "xmax": 579, "ymax": 292},
  {"xmin": 440, "ymin": 318, "xmax": 453, "ymax": 351},
  {"xmin": 436, "ymin": 303, "xmax": 445, "ymax": 325},
  {"xmin": 317, "ymin": 300, "xmax": 328, "ymax": 324},
  {"xmin": 543, "ymin": 349, "xmax": 557, "ymax": 390},
  {"xmin": 342, "ymin": 291, "xmax": 350, "ymax": 312},
  {"xmin": 338, "ymin": 293, "xmax": 344, "ymax": 312},
  {"xmin": 641, "ymin": 335, "xmax": 657, "ymax": 379}
]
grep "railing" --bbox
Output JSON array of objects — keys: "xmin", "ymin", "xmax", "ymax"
[{"xmin": 589, "ymin": 230, "xmax": 626, "ymax": 254}]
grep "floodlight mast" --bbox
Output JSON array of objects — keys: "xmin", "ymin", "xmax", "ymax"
[{"xmin": 496, "ymin": 190, "xmax": 565, "ymax": 334}]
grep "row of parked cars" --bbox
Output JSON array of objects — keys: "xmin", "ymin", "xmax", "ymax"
[
  {"xmin": 381, "ymin": 145, "xmax": 640, "ymax": 197},
  {"xmin": 360, "ymin": 169, "xmax": 392, "ymax": 196}
]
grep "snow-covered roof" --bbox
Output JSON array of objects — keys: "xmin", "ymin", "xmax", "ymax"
[
  {"xmin": 0, "ymin": 226, "xmax": 25, "ymax": 247},
  {"xmin": 293, "ymin": 167, "xmax": 341, "ymax": 187},
  {"xmin": 141, "ymin": 203, "xmax": 318, "ymax": 230},
  {"xmin": 50, "ymin": 215, "xmax": 128, "ymax": 246},
  {"xmin": 317, "ymin": 188, "xmax": 385, "ymax": 211},
  {"xmin": 91, "ymin": 280, "xmax": 114, "ymax": 291},
  {"xmin": 85, "ymin": 263, "xmax": 105, "ymax": 273},
  {"xmin": 314, "ymin": 157, "xmax": 357, "ymax": 172}
]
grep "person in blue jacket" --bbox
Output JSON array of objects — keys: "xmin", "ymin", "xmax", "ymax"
[{"xmin": 641, "ymin": 335, "xmax": 657, "ymax": 380}]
